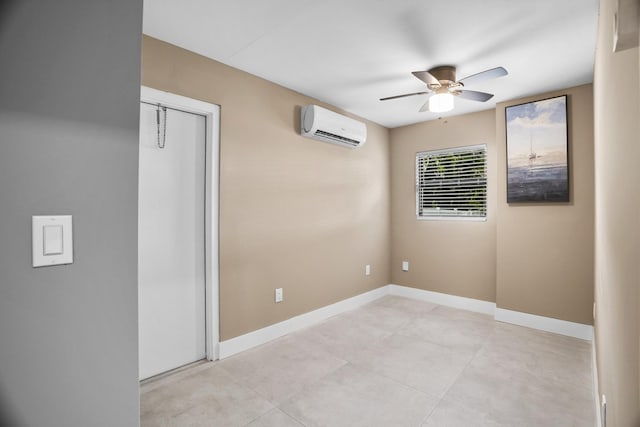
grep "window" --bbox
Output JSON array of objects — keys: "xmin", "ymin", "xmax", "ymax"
[{"xmin": 416, "ymin": 144, "xmax": 487, "ymax": 220}]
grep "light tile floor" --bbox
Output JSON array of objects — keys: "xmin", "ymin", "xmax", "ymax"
[{"xmin": 140, "ymin": 296, "xmax": 595, "ymax": 426}]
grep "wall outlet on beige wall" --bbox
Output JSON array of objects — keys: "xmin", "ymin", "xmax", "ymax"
[
  {"xmin": 402, "ymin": 261, "xmax": 409, "ymax": 271},
  {"xmin": 275, "ymin": 288, "xmax": 283, "ymax": 303},
  {"xmin": 365, "ymin": 264, "xmax": 371, "ymax": 276}
]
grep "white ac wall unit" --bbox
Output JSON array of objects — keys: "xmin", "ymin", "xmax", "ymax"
[{"xmin": 300, "ymin": 104, "xmax": 367, "ymax": 148}]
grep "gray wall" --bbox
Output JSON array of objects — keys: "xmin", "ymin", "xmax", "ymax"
[{"xmin": 0, "ymin": 1, "xmax": 142, "ymax": 426}]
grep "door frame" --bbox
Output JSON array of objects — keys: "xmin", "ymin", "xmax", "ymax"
[{"xmin": 140, "ymin": 86, "xmax": 220, "ymax": 361}]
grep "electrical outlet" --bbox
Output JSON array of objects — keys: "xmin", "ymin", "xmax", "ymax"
[
  {"xmin": 365, "ymin": 264, "xmax": 371, "ymax": 276},
  {"xmin": 275, "ymin": 288, "xmax": 283, "ymax": 303},
  {"xmin": 402, "ymin": 261, "xmax": 409, "ymax": 271}
]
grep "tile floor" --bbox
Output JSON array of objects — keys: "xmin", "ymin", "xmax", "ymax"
[{"xmin": 140, "ymin": 296, "xmax": 595, "ymax": 426}]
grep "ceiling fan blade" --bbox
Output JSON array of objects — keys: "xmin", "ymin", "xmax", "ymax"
[
  {"xmin": 456, "ymin": 89, "xmax": 494, "ymax": 102},
  {"xmin": 458, "ymin": 66, "xmax": 508, "ymax": 86},
  {"xmin": 380, "ymin": 91, "xmax": 429, "ymax": 101},
  {"xmin": 412, "ymin": 70, "xmax": 439, "ymax": 86}
]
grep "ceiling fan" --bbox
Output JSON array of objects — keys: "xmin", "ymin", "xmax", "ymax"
[{"xmin": 380, "ymin": 66, "xmax": 508, "ymax": 113}]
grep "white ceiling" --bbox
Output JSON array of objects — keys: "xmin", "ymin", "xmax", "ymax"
[{"xmin": 143, "ymin": 0, "xmax": 599, "ymax": 128}]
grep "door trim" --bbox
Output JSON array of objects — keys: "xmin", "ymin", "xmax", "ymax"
[{"xmin": 140, "ymin": 86, "xmax": 220, "ymax": 361}]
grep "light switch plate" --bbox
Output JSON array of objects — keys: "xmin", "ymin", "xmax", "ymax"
[
  {"xmin": 402, "ymin": 261, "xmax": 409, "ymax": 271},
  {"xmin": 32, "ymin": 215, "xmax": 73, "ymax": 267}
]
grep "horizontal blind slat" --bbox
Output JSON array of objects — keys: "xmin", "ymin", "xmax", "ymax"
[{"xmin": 416, "ymin": 145, "xmax": 487, "ymax": 219}]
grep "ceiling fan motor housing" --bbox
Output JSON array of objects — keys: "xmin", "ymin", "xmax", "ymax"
[{"xmin": 428, "ymin": 66, "xmax": 458, "ymax": 89}]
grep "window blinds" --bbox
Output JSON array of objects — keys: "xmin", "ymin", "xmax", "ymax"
[{"xmin": 416, "ymin": 145, "xmax": 487, "ymax": 219}]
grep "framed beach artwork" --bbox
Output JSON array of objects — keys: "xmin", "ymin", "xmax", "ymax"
[{"xmin": 505, "ymin": 95, "xmax": 569, "ymax": 203}]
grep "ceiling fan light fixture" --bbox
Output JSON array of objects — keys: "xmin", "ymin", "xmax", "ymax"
[{"xmin": 429, "ymin": 91, "xmax": 454, "ymax": 113}]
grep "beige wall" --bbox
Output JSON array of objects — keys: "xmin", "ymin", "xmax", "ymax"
[
  {"xmin": 142, "ymin": 36, "xmax": 391, "ymax": 340},
  {"xmin": 390, "ymin": 110, "xmax": 497, "ymax": 302},
  {"xmin": 390, "ymin": 85, "xmax": 595, "ymax": 324},
  {"xmin": 496, "ymin": 85, "xmax": 594, "ymax": 325},
  {"xmin": 593, "ymin": 0, "xmax": 640, "ymax": 423},
  {"xmin": 142, "ymin": 36, "xmax": 598, "ymax": 351}
]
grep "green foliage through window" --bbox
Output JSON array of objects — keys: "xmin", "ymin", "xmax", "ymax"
[{"xmin": 416, "ymin": 145, "xmax": 487, "ymax": 219}]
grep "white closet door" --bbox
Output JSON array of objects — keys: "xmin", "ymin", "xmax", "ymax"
[{"xmin": 138, "ymin": 102, "xmax": 206, "ymax": 380}]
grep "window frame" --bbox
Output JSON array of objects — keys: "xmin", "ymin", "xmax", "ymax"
[{"xmin": 415, "ymin": 144, "xmax": 488, "ymax": 222}]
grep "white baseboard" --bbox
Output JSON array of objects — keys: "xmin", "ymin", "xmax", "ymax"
[
  {"xmin": 494, "ymin": 308, "xmax": 594, "ymax": 341},
  {"xmin": 389, "ymin": 285, "xmax": 592, "ymax": 340},
  {"xmin": 218, "ymin": 284, "xmax": 594, "ymax": 360},
  {"xmin": 218, "ymin": 286, "xmax": 390, "ymax": 359},
  {"xmin": 592, "ymin": 339, "xmax": 602, "ymax": 427},
  {"xmin": 388, "ymin": 284, "xmax": 496, "ymax": 315}
]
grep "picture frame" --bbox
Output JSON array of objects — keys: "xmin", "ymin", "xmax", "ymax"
[{"xmin": 505, "ymin": 94, "xmax": 569, "ymax": 203}]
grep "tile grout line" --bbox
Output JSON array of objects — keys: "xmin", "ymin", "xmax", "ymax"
[
  {"xmin": 421, "ymin": 322, "xmax": 500, "ymax": 426},
  {"xmin": 437, "ymin": 325, "xmax": 492, "ymax": 399}
]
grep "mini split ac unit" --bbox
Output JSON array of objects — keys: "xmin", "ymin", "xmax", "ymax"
[{"xmin": 300, "ymin": 104, "xmax": 367, "ymax": 148}]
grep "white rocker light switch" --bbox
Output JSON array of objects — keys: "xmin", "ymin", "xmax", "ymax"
[{"xmin": 33, "ymin": 215, "xmax": 73, "ymax": 267}]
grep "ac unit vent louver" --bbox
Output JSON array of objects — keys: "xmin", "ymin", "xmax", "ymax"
[{"xmin": 313, "ymin": 130, "xmax": 360, "ymax": 147}]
